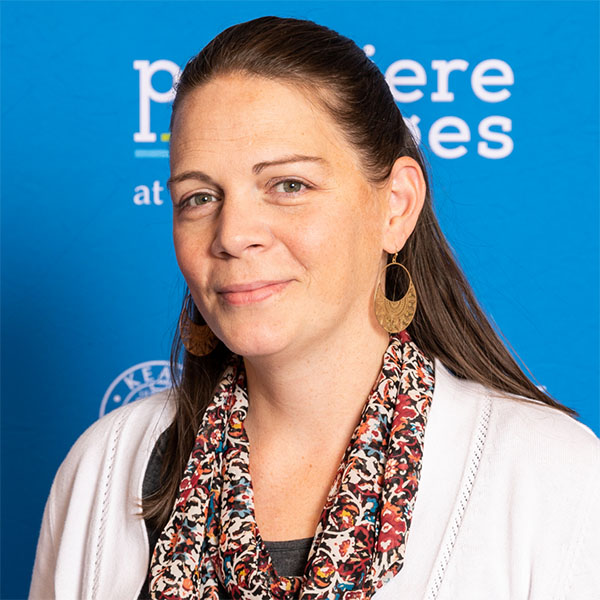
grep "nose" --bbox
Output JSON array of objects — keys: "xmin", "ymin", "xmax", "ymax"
[{"xmin": 210, "ymin": 193, "xmax": 274, "ymax": 258}]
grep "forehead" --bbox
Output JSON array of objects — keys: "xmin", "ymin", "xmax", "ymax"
[{"xmin": 169, "ymin": 73, "xmax": 361, "ymax": 172}]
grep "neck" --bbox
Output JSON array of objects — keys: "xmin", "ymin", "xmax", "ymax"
[{"xmin": 242, "ymin": 323, "xmax": 390, "ymax": 455}]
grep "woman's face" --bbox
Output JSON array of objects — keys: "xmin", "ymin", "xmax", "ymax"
[{"xmin": 169, "ymin": 73, "xmax": 390, "ymax": 359}]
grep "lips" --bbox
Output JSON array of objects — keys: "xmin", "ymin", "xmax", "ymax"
[{"xmin": 217, "ymin": 280, "xmax": 291, "ymax": 305}]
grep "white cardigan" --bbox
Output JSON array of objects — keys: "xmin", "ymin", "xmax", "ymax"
[{"xmin": 29, "ymin": 360, "xmax": 600, "ymax": 600}]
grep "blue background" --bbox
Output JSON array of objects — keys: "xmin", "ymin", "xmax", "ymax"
[{"xmin": 2, "ymin": 1, "xmax": 598, "ymax": 597}]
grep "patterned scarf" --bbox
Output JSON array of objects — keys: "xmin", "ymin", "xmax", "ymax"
[{"xmin": 149, "ymin": 331, "xmax": 434, "ymax": 599}]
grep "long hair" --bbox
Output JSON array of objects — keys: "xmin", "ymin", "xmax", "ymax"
[{"xmin": 142, "ymin": 16, "xmax": 576, "ymax": 528}]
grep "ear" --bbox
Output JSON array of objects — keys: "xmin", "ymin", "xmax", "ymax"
[{"xmin": 381, "ymin": 156, "xmax": 427, "ymax": 254}]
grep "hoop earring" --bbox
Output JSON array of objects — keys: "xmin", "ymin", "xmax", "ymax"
[
  {"xmin": 374, "ymin": 252, "xmax": 417, "ymax": 333},
  {"xmin": 178, "ymin": 295, "xmax": 219, "ymax": 356}
]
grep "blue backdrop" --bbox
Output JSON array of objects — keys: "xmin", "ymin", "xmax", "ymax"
[{"xmin": 2, "ymin": 1, "xmax": 598, "ymax": 597}]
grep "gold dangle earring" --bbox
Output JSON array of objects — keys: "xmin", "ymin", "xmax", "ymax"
[
  {"xmin": 374, "ymin": 252, "xmax": 417, "ymax": 333},
  {"xmin": 178, "ymin": 294, "xmax": 219, "ymax": 356}
]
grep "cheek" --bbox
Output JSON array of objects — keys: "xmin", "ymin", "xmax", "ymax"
[
  {"xmin": 288, "ymin": 195, "xmax": 382, "ymax": 277},
  {"xmin": 286, "ymin": 209, "xmax": 335, "ymax": 269},
  {"xmin": 291, "ymin": 215, "xmax": 355, "ymax": 298},
  {"xmin": 172, "ymin": 224, "xmax": 209, "ymax": 283},
  {"xmin": 326, "ymin": 202, "xmax": 384, "ymax": 290}
]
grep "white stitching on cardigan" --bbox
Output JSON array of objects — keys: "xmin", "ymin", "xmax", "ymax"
[
  {"xmin": 425, "ymin": 393, "xmax": 492, "ymax": 600},
  {"xmin": 91, "ymin": 411, "xmax": 127, "ymax": 600}
]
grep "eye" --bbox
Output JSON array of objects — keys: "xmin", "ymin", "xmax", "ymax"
[
  {"xmin": 179, "ymin": 192, "xmax": 219, "ymax": 209},
  {"xmin": 272, "ymin": 179, "xmax": 310, "ymax": 194}
]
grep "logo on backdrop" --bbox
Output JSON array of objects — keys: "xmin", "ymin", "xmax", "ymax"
[
  {"xmin": 99, "ymin": 360, "xmax": 174, "ymax": 417},
  {"xmin": 133, "ymin": 50, "xmax": 514, "ymax": 168},
  {"xmin": 132, "ymin": 51, "xmax": 514, "ymax": 205}
]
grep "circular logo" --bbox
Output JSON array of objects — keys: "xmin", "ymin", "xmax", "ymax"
[{"xmin": 100, "ymin": 360, "xmax": 177, "ymax": 417}]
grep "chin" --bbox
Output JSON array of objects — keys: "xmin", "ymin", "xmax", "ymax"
[{"xmin": 217, "ymin": 323, "xmax": 292, "ymax": 359}]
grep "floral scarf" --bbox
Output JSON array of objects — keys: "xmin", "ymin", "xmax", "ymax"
[{"xmin": 149, "ymin": 331, "xmax": 435, "ymax": 599}]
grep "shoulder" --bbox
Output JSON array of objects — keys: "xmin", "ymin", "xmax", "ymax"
[
  {"xmin": 430, "ymin": 361, "xmax": 600, "ymax": 596},
  {"xmin": 435, "ymin": 358, "xmax": 599, "ymax": 454},
  {"xmin": 32, "ymin": 391, "xmax": 176, "ymax": 599},
  {"xmin": 487, "ymin": 384, "xmax": 599, "ymax": 456},
  {"xmin": 43, "ymin": 389, "xmax": 176, "ymax": 542},
  {"xmin": 434, "ymin": 359, "xmax": 599, "ymax": 490},
  {"xmin": 53, "ymin": 389, "xmax": 176, "ymax": 486},
  {"xmin": 486, "ymin": 387, "xmax": 600, "ymax": 504}
]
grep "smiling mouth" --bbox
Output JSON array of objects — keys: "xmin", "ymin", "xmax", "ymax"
[{"xmin": 217, "ymin": 280, "xmax": 291, "ymax": 305}]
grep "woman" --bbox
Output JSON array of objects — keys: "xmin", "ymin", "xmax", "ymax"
[{"xmin": 30, "ymin": 16, "xmax": 599, "ymax": 600}]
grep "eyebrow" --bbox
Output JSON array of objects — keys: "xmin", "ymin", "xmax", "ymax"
[{"xmin": 166, "ymin": 154, "xmax": 327, "ymax": 190}]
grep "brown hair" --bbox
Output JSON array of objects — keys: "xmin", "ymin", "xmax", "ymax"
[{"xmin": 142, "ymin": 16, "xmax": 576, "ymax": 529}]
